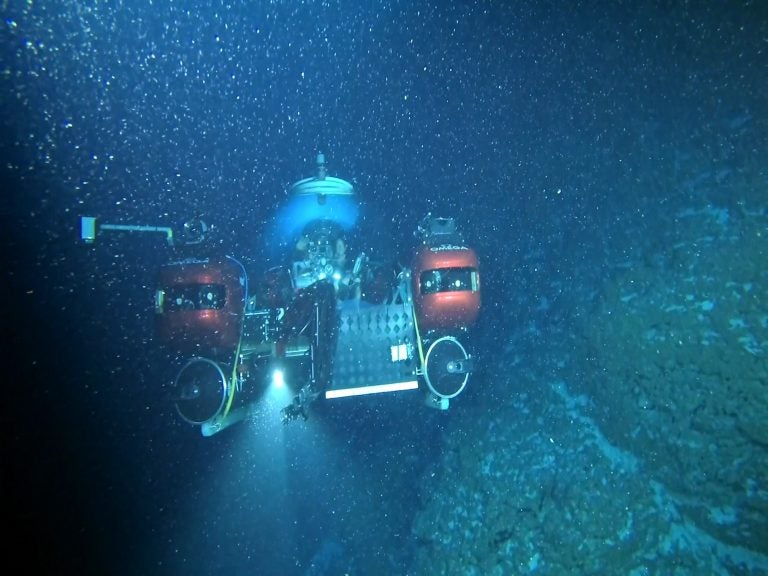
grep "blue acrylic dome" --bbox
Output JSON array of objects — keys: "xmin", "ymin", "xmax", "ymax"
[{"xmin": 267, "ymin": 156, "xmax": 359, "ymax": 260}]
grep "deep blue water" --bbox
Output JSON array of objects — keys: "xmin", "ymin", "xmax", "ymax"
[{"xmin": 3, "ymin": 1, "xmax": 766, "ymax": 575}]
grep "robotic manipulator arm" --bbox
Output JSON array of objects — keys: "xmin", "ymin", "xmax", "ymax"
[
  {"xmin": 277, "ymin": 279, "xmax": 338, "ymax": 424},
  {"xmin": 280, "ymin": 384, "xmax": 319, "ymax": 423}
]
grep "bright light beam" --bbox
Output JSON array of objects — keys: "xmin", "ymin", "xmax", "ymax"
[{"xmin": 325, "ymin": 380, "xmax": 419, "ymax": 399}]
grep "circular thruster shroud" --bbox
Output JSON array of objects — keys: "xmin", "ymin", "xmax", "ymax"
[
  {"xmin": 423, "ymin": 336, "xmax": 470, "ymax": 399},
  {"xmin": 174, "ymin": 357, "xmax": 229, "ymax": 425}
]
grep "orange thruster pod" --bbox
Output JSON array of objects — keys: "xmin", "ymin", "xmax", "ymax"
[
  {"xmin": 412, "ymin": 243, "xmax": 481, "ymax": 332},
  {"xmin": 154, "ymin": 257, "xmax": 245, "ymax": 358}
]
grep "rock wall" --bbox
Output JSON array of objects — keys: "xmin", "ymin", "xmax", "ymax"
[
  {"xmin": 574, "ymin": 202, "xmax": 768, "ymax": 554},
  {"xmin": 408, "ymin": 201, "xmax": 768, "ymax": 574}
]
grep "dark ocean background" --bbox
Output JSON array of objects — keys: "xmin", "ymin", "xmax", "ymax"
[{"xmin": 2, "ymin": 1, "xmax": 767, "ymax": 575}]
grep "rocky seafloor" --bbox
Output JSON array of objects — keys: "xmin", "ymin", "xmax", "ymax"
[{"xmin": 410, "ymin": 199, "xmax": 767, "ymax": 575}]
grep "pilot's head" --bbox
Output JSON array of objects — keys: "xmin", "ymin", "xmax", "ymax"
[{"xmin": 334, "ymin": 237, "xmax": 347, "ymax": 266}]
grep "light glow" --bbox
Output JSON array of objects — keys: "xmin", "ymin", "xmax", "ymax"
[
  {"xmin": 272, "ymin": 369, "xmax": 285, "ymax": 389},
  {"xmin": 325, "ymin": 380, "xmax": 419, "ymax": 399}
]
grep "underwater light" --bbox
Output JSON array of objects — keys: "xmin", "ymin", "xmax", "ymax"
[
  {"xmin": 272, "ymin": 369, "xmax": 285, "ymax": 389},
  {"xmin": 325, "ymin": 380, "xmax": 419, "ymax": 399}
]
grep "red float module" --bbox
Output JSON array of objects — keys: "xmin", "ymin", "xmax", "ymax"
[
  {"xmin": 412, "ymin": 246, "xmax": 481, "ymax": 332},
  {"xmin": 154, "ymin": 257, "xmax": 245, "ymax": 357}
]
